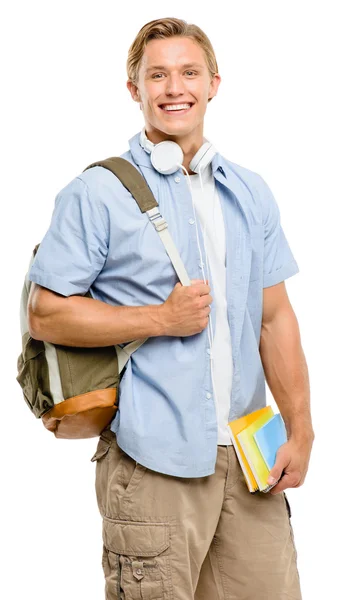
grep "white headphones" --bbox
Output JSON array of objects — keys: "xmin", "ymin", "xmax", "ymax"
[{"xmin": 139, "ymin": 126, "xmax": 217, "ymax": 175}]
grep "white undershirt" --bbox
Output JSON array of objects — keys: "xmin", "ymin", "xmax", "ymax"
[{"xmin": 188, "ymin": 163, "xmax": 233, "ymax": 445}]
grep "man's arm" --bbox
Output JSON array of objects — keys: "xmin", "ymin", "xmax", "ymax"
[
  {"xmin": 28, "ymin": 283, "xmax": 165, "ymax": 347},
  {"xmin": 259, "ymin": 281, "xmax": 314, "ymax": 443},
  {"xmin": 259, "ymin": 281, "xmax": 314, "ymax": 493},
  {"xmin": 28, "ymin": 279, "xmax": 211, "ymax": 347}
]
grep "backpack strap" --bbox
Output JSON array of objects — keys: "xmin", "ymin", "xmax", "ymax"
[
  {"xmin": 83, "ymin": 158, "xmax": 190, "ymax": 286},
  {"xmin": 84, "ymin": 157, "xmax": 158, "ymax": 212},
  {"xmin": 83, "ymin": 157, "xmax": 191, "ymax": 364}
]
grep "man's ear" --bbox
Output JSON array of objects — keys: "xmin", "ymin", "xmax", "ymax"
[
  {"xmin": 126, "ymin": 80, "xmax": 140, "ymax": 103},
  {"xmin": 208, "ymin": 74, "xmax": 221, "ymax": 102}
]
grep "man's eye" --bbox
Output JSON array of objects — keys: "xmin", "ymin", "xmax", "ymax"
[{"xmin": 151, "ymin": 71, "xmax": 197, "ymax": 79}]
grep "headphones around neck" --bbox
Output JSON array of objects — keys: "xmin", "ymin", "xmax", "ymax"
[{"xmin": 139, "ymin": 126, "xmax": 217, "ymax": 176}]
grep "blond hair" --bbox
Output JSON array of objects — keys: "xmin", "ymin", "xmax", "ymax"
[{"xmin": 127, "ymin": 17, "xmax": 219, "ymax": 86}]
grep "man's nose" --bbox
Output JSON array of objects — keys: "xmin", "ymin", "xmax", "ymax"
[{"xmin": 165, "ymin": 74, "xmax": 185, "ymax": 96}]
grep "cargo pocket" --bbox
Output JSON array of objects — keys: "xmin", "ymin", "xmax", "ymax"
[{"xmin": 102, "ymin": 518, "xmax": 171, "ymax": 600}]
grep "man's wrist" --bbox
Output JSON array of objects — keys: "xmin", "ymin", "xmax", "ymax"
[
  {"xmin": 149, "ymin": 303, "xmax": 169, "ymax": 337},
  {"xmin": 289, "ymin": 426, "xmax": 315, "ymax": 445}
]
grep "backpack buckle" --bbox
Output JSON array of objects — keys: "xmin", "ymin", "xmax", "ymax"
[{"xmin": 147, "ymin": 207, "xmax": 168, "ymax": 232}]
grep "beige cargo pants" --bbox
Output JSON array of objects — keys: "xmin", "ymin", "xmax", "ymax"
[{"xmin": 91, "ymin": 427, "xmax": 302, "ymax": 599}]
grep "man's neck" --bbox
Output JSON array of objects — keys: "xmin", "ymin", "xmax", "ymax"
[{"xmin": 145, "ymin": 125, "xmax": 205, "ymax": 175}]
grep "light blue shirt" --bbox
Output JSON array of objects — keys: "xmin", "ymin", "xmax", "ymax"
[{"xmin": 28, "ymin": 130, "xmax": 299, "ymax": 478}]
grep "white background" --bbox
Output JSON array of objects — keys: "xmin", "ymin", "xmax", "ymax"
[{"xmin": 2, "ymin": 1, "xmax": 361, "ymax": 598}]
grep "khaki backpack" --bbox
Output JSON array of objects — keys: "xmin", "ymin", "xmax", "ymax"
[{"xmin": 16, "ymin": 157, "xmax": 191, "ymax": 439}]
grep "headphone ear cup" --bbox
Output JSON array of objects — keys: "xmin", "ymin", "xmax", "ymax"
[
  {"xmin": 150, "ymin": 141, "xmax": 184, "ymax": 175},
  {"xmin": 139, "ymin": 127, "xmax": 183, "ymax": 175},
  {"xmin": 189, "ymin": 142, "xmax": 216, "ymax": 174}
]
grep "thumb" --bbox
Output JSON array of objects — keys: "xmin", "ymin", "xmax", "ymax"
[{"xmin": 267, "ymin": 448, "xmax": 285, "ymax": 485}]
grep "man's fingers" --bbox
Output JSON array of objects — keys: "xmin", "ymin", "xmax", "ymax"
[
  {"xmin": 267, "ymin": 444, "xmax": 291, "ymax": 486},
  {"xmin": 269, "ymin": 472, "xmax": 295, "ymax": 495}
]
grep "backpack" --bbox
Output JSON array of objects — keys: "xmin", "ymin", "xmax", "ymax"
[{"xmin": 16, "ymin": 157, "xmax": 190, "ymax": 439}]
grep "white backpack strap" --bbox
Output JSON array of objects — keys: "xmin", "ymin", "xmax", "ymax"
[
  {"xmin": 119, "ymin": 207, "xmax": 191, "ymax": 364},
  {"xmin": 146, "ymin": 207, "xmax": 191, "ymax": 286},
  {"xmin": 115, "ymin": 340, "xmax": 148, "ymax": 373}
]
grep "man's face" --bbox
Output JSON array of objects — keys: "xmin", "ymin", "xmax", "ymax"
[{"xmin": 127, "ymin": 36, "xmax": 221, "ymax": 142}]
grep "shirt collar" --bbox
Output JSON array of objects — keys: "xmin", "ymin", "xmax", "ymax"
[{"xmin": 128, "ymin": 130, "xmax": 227, "ymax": 179}]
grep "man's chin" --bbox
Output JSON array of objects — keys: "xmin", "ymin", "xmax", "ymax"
[{"xmin": 148, "ymin": 120, "xmax": 198, "ymax": 139}]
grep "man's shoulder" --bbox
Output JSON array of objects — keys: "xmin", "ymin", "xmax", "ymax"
[
  {"xmin": 76, "ymin": 149, "xmax": 136, "ymax": 192},
  {"xmin": 221, "ymin": 155, "xmax": 264, "ymax": 189},
  {"xmin": 220, "ymin": 155, "xmax": 271, "ymax": 218}
]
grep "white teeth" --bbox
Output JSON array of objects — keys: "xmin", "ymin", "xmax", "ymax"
[{"xmin": 162, "ymin": 103, "xmax": 191, "ymax": 111}]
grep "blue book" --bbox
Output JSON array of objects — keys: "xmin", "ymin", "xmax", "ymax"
[{"xmin": 253, "ymin": 413, "xmax": 287, "ymax": 470}]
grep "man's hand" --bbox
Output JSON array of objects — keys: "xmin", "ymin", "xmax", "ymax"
[
  {"xmin": 266, "ymin": 434, "xmax": 314, "ymax": 495},
  {"xmin": 160, "ymin": 279, "xmax": 213, "ymax": 337}
]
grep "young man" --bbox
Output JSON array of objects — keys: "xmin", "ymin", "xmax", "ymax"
[{"xmin": 28, "ymin": 17, "xmax": 314, "ymax": 600}]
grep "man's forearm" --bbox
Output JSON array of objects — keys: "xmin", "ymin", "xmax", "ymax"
[
  {"xmin": 29, "ymin": 294, "xmax": 166, "ymax": 347},
  {"xmin": 259, "ymin": 307, "xmax": 314, "ymax": 442}
]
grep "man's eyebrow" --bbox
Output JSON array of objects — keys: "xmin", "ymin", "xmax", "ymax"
[{"xmin": 145, "ymin": 62, "xmax": 204, "ymax": 73}]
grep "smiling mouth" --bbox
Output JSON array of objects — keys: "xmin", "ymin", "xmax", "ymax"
[{"xmin": 159, "ymin": 103, "xmax": 194, "ymax": 114}]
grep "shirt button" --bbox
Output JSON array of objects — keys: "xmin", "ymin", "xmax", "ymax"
[
  {"xmin": 198, "ymin": 261, "xmax": 204, "ymax": 269},
  {"xmin": 174, "ymin": 176, "xmax": 181, "ymax": 183},
  {"xmin": 206, "ymin": 393, "xmax": 212, "ymax": 399},
  {"xmin": 188, "ymin": 218, "xmax": 195, "ymax": 225},
  {"xmin": 206, "ymin": 348, "xmax": 211, "ymax": 355}
]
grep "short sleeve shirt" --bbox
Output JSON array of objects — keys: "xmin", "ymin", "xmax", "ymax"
[{"xmin": 28, "ymin": 130, "xmax": 299, "ymax": 478}]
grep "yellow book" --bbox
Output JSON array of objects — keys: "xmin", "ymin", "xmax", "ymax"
[{"xmin": 227, "ymin": 406, "xmax": 273, "ymax": 492}]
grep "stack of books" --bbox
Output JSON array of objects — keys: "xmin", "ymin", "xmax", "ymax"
[{"xmin": 227, "ymin": 406, "xmax": 287, "ymax": 493}]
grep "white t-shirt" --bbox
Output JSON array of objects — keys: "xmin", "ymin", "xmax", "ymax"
[{"xmin": 188, "ymin": 163, "xmax": 233, "ymax": 445}]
